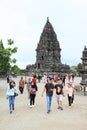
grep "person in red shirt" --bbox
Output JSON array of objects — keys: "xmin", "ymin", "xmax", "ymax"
[{"xmin": 32, "ymin": 75, "xmax": 37, "ymax": 85}]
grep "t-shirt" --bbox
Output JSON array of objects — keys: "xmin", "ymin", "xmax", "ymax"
[
  {"xmin": 32, "ymin": 78, "xmax": 36, "ymax": 85},
  {"xmin": 45, "ymin": 83, "xmax": 54, "ymax": 96},
  {"xmin": 55, "ymin": 84, "xmax": 63, "ymax": 95},
  {"xmin": 19, "ymin": 80, "xmax": 25, "ymax": 87}
]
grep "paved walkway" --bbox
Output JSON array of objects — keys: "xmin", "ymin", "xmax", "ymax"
[{"xmin": 0, "ymin": 76, "xmax": 87, "ymax": 130}]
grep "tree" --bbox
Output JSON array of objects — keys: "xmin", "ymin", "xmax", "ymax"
[
  {"xmin": 0, "ymin": 39, "xmax": 18, "ymax": 75},
  {"xmin": 11, "ymin": 65, "xmax": 20, "ymax": 75},
  {"xmin": 70, "ymin": 66, "xmax": 78, "ymax": 74}
]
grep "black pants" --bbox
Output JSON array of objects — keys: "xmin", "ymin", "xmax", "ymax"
[
  {"xmin": 30, "ymin": 94, "xmax": 36, "ymax": 105},
  {"xmin": 19, "ymin": 87, "xmax": 24, "ymax": 94},
  {"xmin": 68, "ymin": 94, "xmax": 74, "ymax": 106}
]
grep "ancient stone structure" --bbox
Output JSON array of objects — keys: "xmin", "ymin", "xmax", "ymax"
[
  {"xmin": 78, "ymin": 46, "xmax": 87, "ymax": 85},
  {"xmin": 26, "ymin": 18, "xmax": 70, "ymax": 75}
]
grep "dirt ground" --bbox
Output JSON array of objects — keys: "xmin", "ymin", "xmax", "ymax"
[{"xmin": 0, "ymin": 76, "xmax": 87, "ymax": 130}]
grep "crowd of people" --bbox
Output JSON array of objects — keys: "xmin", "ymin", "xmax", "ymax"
[{"xmin": 6, "ymin": 73, "xmax": 77, "ymax": 114}]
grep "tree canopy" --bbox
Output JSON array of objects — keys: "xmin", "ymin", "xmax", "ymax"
[{"xmin": 0, "ymin": 39, "xmax": 18, "ymax": 75}]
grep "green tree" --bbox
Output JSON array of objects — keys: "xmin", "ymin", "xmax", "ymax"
[
  {"xmin": 0, "ymin": 39, "xmax": 18, "ymax": 75},
  {"xmin": 11, "ymin": 65, "xmax": 20, "ymax": 75},
  {"xmin": 70, "ymin": 66, "xmax": 78, "ymax": 74}
]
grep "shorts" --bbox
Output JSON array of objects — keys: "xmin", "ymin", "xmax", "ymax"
[{"xmin": 56, "ymin": 94, "xmax": 63, "ymax": 101}]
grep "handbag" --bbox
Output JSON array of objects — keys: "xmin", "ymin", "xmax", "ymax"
[
  {"xmin": 14, "ymin": 92, "xmax": 18, "ymax": 97},
  {"xmin": 30, "ymin": 88, "xmax": 36, "ymax": 94}
]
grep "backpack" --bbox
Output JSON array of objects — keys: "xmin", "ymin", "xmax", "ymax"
[{"xmin": 30, "ymin": 87, "xmax": 36, "ymax": 94}]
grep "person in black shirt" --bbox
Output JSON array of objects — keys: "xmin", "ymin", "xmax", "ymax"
[
  {"xmin": 55, "ymin": 78, "xmax": 64, "ymax": 110},
  {"xmin": 41, "ymin": 78, "xmax": 54, "ymax": 113}
]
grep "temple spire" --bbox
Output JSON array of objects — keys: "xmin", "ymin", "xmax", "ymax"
[{"xmin": 47, "ymin": 17, "xmax": 49, "ymax": 22}]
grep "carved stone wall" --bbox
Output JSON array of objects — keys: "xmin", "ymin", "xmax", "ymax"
[
  {"xmin": 78, "ymin": 46, "xmax": 87, "ymax": 84},
  {"xmin": 26, "ymin": 18, "xmax": 70, "ymax": 74}
]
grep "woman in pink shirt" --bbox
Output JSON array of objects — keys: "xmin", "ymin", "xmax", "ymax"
[{"xmin": 66, "ymin": 82, "xmax": 75, "ymax": 107}]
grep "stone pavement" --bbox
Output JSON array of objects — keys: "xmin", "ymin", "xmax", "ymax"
[{"xmin": 0, "ymin": 76, "xmax": 87, "ymax": 130}]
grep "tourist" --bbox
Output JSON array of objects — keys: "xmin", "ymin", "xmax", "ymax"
[
  {"xmin": 27, "ymin": 78, "xmax": 32, "ymax": 99},
  {"xmin": 66, "ymin": 81, "xmax": 75, "ymax": 107},
  {"xmin": 67, "ymin": 73, "xmax": 71, "ymax": 82},
  {"xmin": 42, "ymin": 74, "xmax": 47, "ymax": 84},
  {"xmin": 9, "ymin": 75, "xmax": 13, "ymax": 83},
  {"xmin": 54, "ymin": 74, "xmax": 58, "ymax": 82},
  {"xmin": 55, "ymin": 78, "xmax": 64, "ymax": 110},
  {"xmin": 19, "ymin": 77, "xmax": 25, "ymax": 94},
  {"xmin": 32, "ymin": 75, "xmax": 37, "ymax": 85},
  {"xmin": 62, "ymin": 75, "xmax": 66, "ymax": 86},
  {"xmin": 72, "ymin": 74, "xmax": 75, "ymax": 81},
  {"xmin": 29, "ymin": 82, "xmax": 38, "ymax": 108},
  {"xmin": 7, "ymin": 75, "xmax": 9, "ymax": 83},
  {"xmin": 41, "ymin": 77, "xmax": 54, "ymax": 113},
  {"xmin": 6, "ymin": 81, "xmax": 18, "ymax": 114},
  {"xmin": 37, "ymin": 74, "xmax": 42, "ymax": 83}
]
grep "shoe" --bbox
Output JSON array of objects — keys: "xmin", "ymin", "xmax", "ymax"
[
  {"xmin": 10, "ymin": 111, "xmax": 12, "ymax": 114},
  {"xmin": 71, "ymin": 103, "xmax": 73, "ymax": 106},
  {"xmin": 29, "ymin": 105, "xmax": 32, "ymax": 108},
  {"xmin": 57, "ymin": 106, "xmax": 61, "ymax": 109},
  {"xmin": 60, "ymin": 107, "xmax": 63, "ymax": 110},
  {"xmin": 69, "ymin": 106, "xmax": 71, "ymax": 108},
  {"xmin": 12, "ymin": 106, "xmax": 14, "ymax": 110},
  {"xmin": 32, "ymin": 105, "xmax": 34, "ymax": 108},
  {"xmin": 47, "ymin": 110, "xmax": 50, "ymax": 114}
]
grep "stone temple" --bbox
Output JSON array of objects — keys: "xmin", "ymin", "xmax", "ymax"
[
  {"xmin": 26, "ymin": 18, "xmax": 70, "ymax": 75},
  {"xmin": 78, "ymin": 46, "xmax": 87, "ymax": 85}
]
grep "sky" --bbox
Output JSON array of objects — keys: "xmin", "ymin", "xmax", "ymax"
[{"xmin": 0, "ymin": 0, "xmax": 87, "ymax": 69}]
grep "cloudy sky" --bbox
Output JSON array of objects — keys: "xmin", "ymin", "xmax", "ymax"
[{"xmin": 0, "ymin": 0, "xmax": 87, "ymax": 69}]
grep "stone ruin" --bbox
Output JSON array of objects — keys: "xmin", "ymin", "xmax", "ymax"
[
  {"xmin": 26, "ymin": 18, "xmax": 70, "ymax": 75},
  {"xmin": 78, "ymin": 46, "xmax": 87, "ymax": 85}
]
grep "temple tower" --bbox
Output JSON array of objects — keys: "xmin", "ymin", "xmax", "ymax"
[
  {"xmin": 26, "ymin": 18, "xmax": 70, "ymax": 74},
  {"xmin": 36, "ymin": 18, "xmax": 62, "ymax": 72},
  {"xmin": 78, "ymin": 46, "xmax": 87, "ymax": 84}
]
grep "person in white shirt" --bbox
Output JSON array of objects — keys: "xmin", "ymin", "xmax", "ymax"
[{"xmin": 6, "ymin": 81, "xmax": 17, "ymax": 114}]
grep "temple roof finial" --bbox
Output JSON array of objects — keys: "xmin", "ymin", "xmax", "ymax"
[{"xmin": 47, "ymin": 17, "xmax": 49, "ymax": 22}]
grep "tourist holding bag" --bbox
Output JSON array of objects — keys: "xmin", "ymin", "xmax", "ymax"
[
  {"xmin": 29, "ymin": 82, "xmax": 38, "ymax": 108},
  {"xmin": 66, "ymin": 81, "xmax": 75, "ymax": 107},
  {"xmin": 6, "ymin": 81, "xmax": 18, "ymax": 114}
]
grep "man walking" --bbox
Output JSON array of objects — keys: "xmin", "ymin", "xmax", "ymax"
[
  {"xmin": 41, "ymin": 77, "xmax": 54, "ymax": 113},
  {"xmin": 19, "ymin": 77, "xmax": 25, "ymax": 94}
]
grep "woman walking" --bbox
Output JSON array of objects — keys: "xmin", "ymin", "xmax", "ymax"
[
  {"xmin": 6, "ymin": 81, "xmax": 18, "ymax": 114},
  {"xmin": 66, "ymin": 81, "xmax": 75, "ymax": 107},
  {"xmin": 29, "ymin": 82, "xmax": 38, "ymax": 108},
  {"xmin": 27, "ymin": 78, "xmax": 32, "ymax": 99}
]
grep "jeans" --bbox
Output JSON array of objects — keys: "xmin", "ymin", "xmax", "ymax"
[
  {"xmin": 30, "ymin": 94, "xmax": 36, "ymax": 105},
  {"xmin": 46, "ymin": 94, "xmax": 52, "ymax": 111},
  {"xmin": 8, "ymin": 96, "xmax": 15, "ymax": 111}
]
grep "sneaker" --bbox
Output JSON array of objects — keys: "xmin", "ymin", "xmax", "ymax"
[
  {"xmin": 57, "ymin": 106, "xmax": 61, "ymax": 109},
  {"xmin": 47, "ymin": 110, "xmax": 50, "ymax": 114},
  {"xmin": 10, "ymin": 111, "xmax": 12, "ymax": 114},
  {"xmin": 29, "ymin": 105, "xmax": 32, "ymax": 108},
  {"xmin": 60, "ymin": 107, "xmax": 63, "ymax": 110},
  {"xmin": 69, "ymin": 106, "xmax": 72, "ymax": 108},
  {"xmin": 32, "ymin": 105, "xmax": 34, "ymax": 108},
  {"xmin": 12, "ymin": 106, "xmax": 14, "ymax": 110}
]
